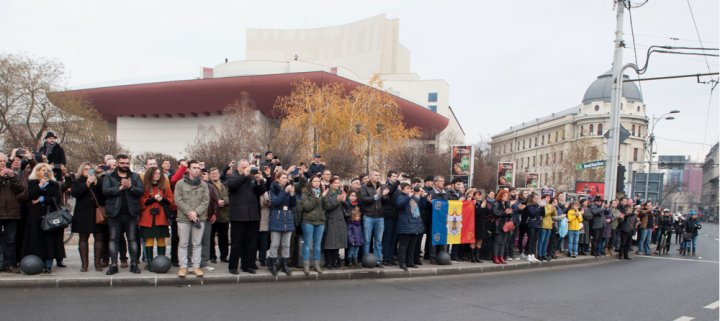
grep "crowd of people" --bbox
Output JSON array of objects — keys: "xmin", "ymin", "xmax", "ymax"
[{"xmin": 0, "ymin": 133, "xmax": 705, "ymax": 277}]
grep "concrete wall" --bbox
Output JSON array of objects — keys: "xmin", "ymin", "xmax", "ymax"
[
  {"xmin": 117, "ymin": 115, "xmax": 224, "ymax": 159},
  {"xmin": 246, "ymin": 15, "xmax": 411, "ymax": 80}
]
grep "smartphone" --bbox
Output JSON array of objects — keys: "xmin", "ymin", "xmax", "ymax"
[
  {"xmin": 88, "ymin": 168, "xmax": 95, "ymax": 176},
  {"xmin": 44, "ymin": 172, "xmax": 50, "ymax": 179}
]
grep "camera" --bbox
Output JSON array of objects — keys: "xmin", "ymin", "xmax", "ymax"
[
  {"xmin": 192, "ymin": 221, "xmax": 202, "ymax": 229},
  {"xmin": 413, "ymin": 186, "xmax": 421, "ymax": 193},
  {"xmin": 249, "ymin": 166, "xmax": 259, "ymax": 175},
  {"xmin": 150, "ymin": 208, "xmax": 160, "ymax": 216},
  {"xmin": 16, "ymin": 149, "xmax": 25, "ymax": 157}
]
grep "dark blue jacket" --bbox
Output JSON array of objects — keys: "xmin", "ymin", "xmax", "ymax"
[
  {"xmin": 268, "ymin": 182, "xmax": 296, "ymax": 232},
  {"xmin": 396, "ymin": 193, "xmax": 423, "ymax": 235},
  {"xmin": 524, "ymin": 204, "xmax": 542, "ymax": 229}
]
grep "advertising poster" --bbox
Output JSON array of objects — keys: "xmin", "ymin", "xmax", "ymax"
[
  {"xmin": 575, "ymin": 181, "xmax": 605, "ymax": 199},
  {"xmin": 451, "ymin": 145, "xmax": 474, "ymax": 188},
  {"xmin": 525, "ymin": 173, "xmax": 539, "ymax": 188},
  {"xmin": 497, "ymin": 162, "xmax": 515, "ymax": 188}
]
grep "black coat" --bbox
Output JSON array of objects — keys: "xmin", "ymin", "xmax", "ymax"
[
  {"xmin": 226, "ymin": 173, "xmax": 266, "ymax": 222},
  {"xmin": 380, "ymin": 180, "xmax": 400, "ymax": 219},
  {"xmin": 102, "ymin": 170, "xmax": 144, "ymax": 217},
  {"xmin": 474, "ymin": 202, "xmax": 488, "ymax": 239},
  {"xmin": 492, "ymin": 200, "xmax": 512, "ymax": 234},
  {"xmin": 38, "ymin": 143, "xmax": 66, "ymax": 166},
  {"xmin": 22, "ymin": 180, "xmax": 65, "ymax": 260},
  {"xmin": 71, "ymin": 177, "xmax": 102, "ymax": 234},
  {"xmin": 359, "ymin": 182, "xmax": 383, "ymax": 218}
]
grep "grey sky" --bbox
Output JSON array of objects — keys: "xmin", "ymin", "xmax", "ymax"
[{"xmin": 2, "ymin": 0, "xmax": 717, "ymax": 161}]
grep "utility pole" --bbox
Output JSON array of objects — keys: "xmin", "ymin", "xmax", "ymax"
[{"xmin": 604, "ymin": 0, "xmax": 625, "ymax": 201}]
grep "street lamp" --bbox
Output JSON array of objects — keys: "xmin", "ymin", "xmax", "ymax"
[
  {"xmin": 355, "ymin": 123, "xmax": 384, "ymax": 174},
  {"xmin": 643, "ymin": 110, "xmax": 680, "ymax": 201}
]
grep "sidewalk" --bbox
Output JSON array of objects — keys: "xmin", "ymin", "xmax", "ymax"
[{"xmin": 0, "ymin": 245, "xmax": 616, "ymax": 288}]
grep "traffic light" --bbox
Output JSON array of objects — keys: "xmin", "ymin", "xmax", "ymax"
[{"xmin": 616, "ymin": 165, "xmax": 626, "ymax": 193}]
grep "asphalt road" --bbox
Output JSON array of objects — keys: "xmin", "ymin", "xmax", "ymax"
[{"xmin": 1, "ymin": 224, "xmax": 717, "ymax": 321}]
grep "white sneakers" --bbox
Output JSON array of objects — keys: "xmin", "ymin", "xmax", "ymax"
[
  {"xmin": 527, "ymin": 254, "xmax": 540, "ymax": 262},
  {"xmin": 520, "ymin": 253, "xmax": 527, "ymax": 259}
]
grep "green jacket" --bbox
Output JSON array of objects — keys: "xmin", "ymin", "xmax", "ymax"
[
  {"xmin": 300, "ymin": 189, "xmax": 325, "ymax": 225},
  {"xmin": 174, "ymin": 177, "xmax": 210, "ymax": 224}
]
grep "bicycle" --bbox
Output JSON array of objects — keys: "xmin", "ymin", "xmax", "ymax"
[{"xmin": 656, "ymin": 229, "xmax": 670, "ymax": 255}]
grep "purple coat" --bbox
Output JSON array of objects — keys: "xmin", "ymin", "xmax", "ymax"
[{"xmin": 347, "ymin": 220, "xmax": 364, "ymax": 246}]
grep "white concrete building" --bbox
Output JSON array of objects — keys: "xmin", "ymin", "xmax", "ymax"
[{"xmin": 58, "ymin": 15, "xmax": 464, "ymax": 157}]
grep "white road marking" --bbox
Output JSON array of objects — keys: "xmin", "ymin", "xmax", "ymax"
[
  {"xmin": 704, "ymin": 300, "xmax": 719, "ymax": 310},
  {"xmin": 636, "ymin": 256, "xmax": 719, "ymax": 264},
  {"xmin": 673, "ymin": 316, "xmax": 694, "ymax": 321}
]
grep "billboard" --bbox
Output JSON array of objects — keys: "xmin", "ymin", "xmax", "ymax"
[
  {"xmin": 525, "ymin": 173, "xmax": 539, "ymax": 188},
  {"xmin": 575, "ymin": 181, "xmax": 605, "ymax": 199},
  {"xmin": 451, "ymin": 145, "xmax": 474, "ymax": 187},
  {"xmin": 497, "ymin": 162, "xmax": 515, "ymax": 189}
]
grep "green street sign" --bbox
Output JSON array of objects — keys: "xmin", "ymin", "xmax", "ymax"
[{"xmin": 576, "ymin": 160, "xmax": 606, "ymax": 170}]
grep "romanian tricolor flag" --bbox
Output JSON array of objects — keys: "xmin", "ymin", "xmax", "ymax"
[{"xmin": 431, "ymin": 200, "xmax": 476, "ymax": 245}]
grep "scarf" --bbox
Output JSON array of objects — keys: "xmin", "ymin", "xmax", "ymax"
[
  {"xmin": 186, "ymin": 176, "xmax": 202, "ymax": 186},
  {"xmin": 43, "ymin": 142, "xmax": 56, "ymax": 157},
  {"xmin": 312, "ymin": 188, "xmax": 321, "ymax": 198}
]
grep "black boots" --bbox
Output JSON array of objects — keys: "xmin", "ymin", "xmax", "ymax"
[
  {"xmin": 130, "ymin": 263, "xmax": 141, "ymax": 274},
  {"xmin": 106, "ymin": 265, "xmax": 119, "ymax": 275},
  {"xmin": 279, "ymin": 257, "xmax": 291, "ymax": 276},
  {"xmin": 268, "ymin": 258, "xmax": 278, "ymax": 276}
]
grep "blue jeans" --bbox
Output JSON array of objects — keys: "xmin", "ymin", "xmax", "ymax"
[
  {"xmin": 691, "ymin": 235, "xmax": 698, "ymax": 253},
  {"xmin": 382, "ymin": 218, "xmax": 397, "ymax": 263},
  {"xmin": 363, "ymin": 216, "xmax": 384, "ymax": 263},
  {"xmin": 637, "ymin": 229, "xmax": 650, "ymax": 254},
  {"xmin": 568, "ymin": 231, "xmax": 580, "ymax": 256},
  {"xmin": 301, "ymin": 223, "xmax": 325, "ymax": 261},
  {"xmin": 347, "ymin": 246, "xmax": 360, "ymax": 258},
  {"xmin": 538, "ymin": 228, "xmax": 552, "ymax": 257},
  {"xmin": 599, "ymin": 238, "xmax": 608, "ymax": 253}
]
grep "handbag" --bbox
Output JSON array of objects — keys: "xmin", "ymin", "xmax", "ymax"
[
  {"xmin": 503, "ymin": 220, "xmax": 515, "ymax": 233},
  {"xmin": 41, "ymin": 198, "xmax": 73, "ymax": 232},
  {"xmin": 89, "ymin": 188, "xmax": 107, "ymax": 224}
]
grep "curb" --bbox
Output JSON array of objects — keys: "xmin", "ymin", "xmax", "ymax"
[{"xmin": 0, "ymin": 255, "xmax": 617, "ymax": 288}]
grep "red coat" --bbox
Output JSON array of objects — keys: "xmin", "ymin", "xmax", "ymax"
[{"xmin": 139, "ymin": 186, "xmax": 174, "ymax": 228}]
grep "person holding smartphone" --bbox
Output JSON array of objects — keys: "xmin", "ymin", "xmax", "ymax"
[
  {"xmin": 0, "ymin": 153, "xmax": 24, "ymax": 274},
  {"xmin": 70, "ymin": 162, "xmax": 105, "ymax": 272}
]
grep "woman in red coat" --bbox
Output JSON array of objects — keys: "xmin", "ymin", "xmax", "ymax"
[{"xmin": 139, "ymin": 167, "xmax": 174, "ymax": 269}]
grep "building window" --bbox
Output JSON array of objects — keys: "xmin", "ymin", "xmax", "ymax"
[
  {"xmin": 533, "ymin": 156, "xmax": 536, "ymax": 167},
  {"xmin": 428, "ymin": 92, "xmax": 438, "ymax": 102},
  {"xmin": 534, "ymin": 137, "xmax": 538, "ymax": 147},
  {"xmin": 560, "ymin": 151, "xmax": 563, "ymax": 163},
  {"xmin": 555, "ymin": 132, "xmax": 558, "ymax": 143},
  {"xmin": 634, "ymin": 148, "xmax": 639, "ymax": 162},
  {"xmin": 632, "ymin": 124, "xmax": 636, "ymax": 136},
  {"xmin": 523, "ymin": 140, "xmax": 526, "ymax": 149},
  {"xmin": 638, "ymin": 125, "xmax": 643, "ymax": 138},
  {"xmin": 527, "ymin": 157, "xmax": 530, "ymax": 167},
  {"xmin": 562, "ymin": 129, "xmax": 566, "ymax": 140},
  {"xmin": 558, "ymin": 172, "xmax": 562, "ymax": 185},
  {"xmin": 541, "ymin": 135, "xmax": 544, "ymax": 145},
  {"xmin": 553, "ymin": 152, "xmax": 557, "ymax": 164},
  {"xmin": 540, "ymin": 155, "xmax": 543, "ymax": 166},
  {"xmin": 637, "ymin": 106, "xmax": 641, "ymax": 112},
  {"xmin": 580, "ymin": 126, "xmax": 584, "ymax": 137},
  {"xmin": 520, "ymin": 158, "xmax": 523, "ymax": 168},
  {"xmin": 544, "ymin": 173, "xmax": 548, "ymax": 185},
  {"xmin": 594, "ymin": 105, "xmax": 600, "ymax": 111},
  {"xmin": 589, "ymin": 124, "xmax": 594, "ymax": 136},
  {"xmin": 428, "ymin": 105, "xmax": 437, "ymax": 113},
  {"xmin": 597, "ymin": 123, "xmax": 603, "ymax": 135}
]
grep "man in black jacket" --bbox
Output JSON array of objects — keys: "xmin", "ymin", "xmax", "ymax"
[
  {"xmin": 226, "ymin": 160, "xmax": 267, "ymax": 274},
  {"xmin": 359, "ymin": 170, "xmax": 388, "ymax": 267},
  {"xmin": 38, "ymin": 132, "xmax": 66, "ymax": 179},
  {"xmin": 589, "ymin": 196, "xmax": 607, "ymax": 257},
  {"xmin": 102, "ymin": 154, "xmax": 144, "ymax": 275},
  {"xmin": 381, "ymin": 170, "xmax": 400, "ymax": 266}
]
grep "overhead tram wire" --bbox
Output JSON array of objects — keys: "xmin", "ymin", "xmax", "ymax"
[
  {"xmin": 627, "ymin": 2, "xmax": 643, "ymax": 92},
  {"xmin": 686, "ymin": 0, "xmax": 719, "ymax": 160}
]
